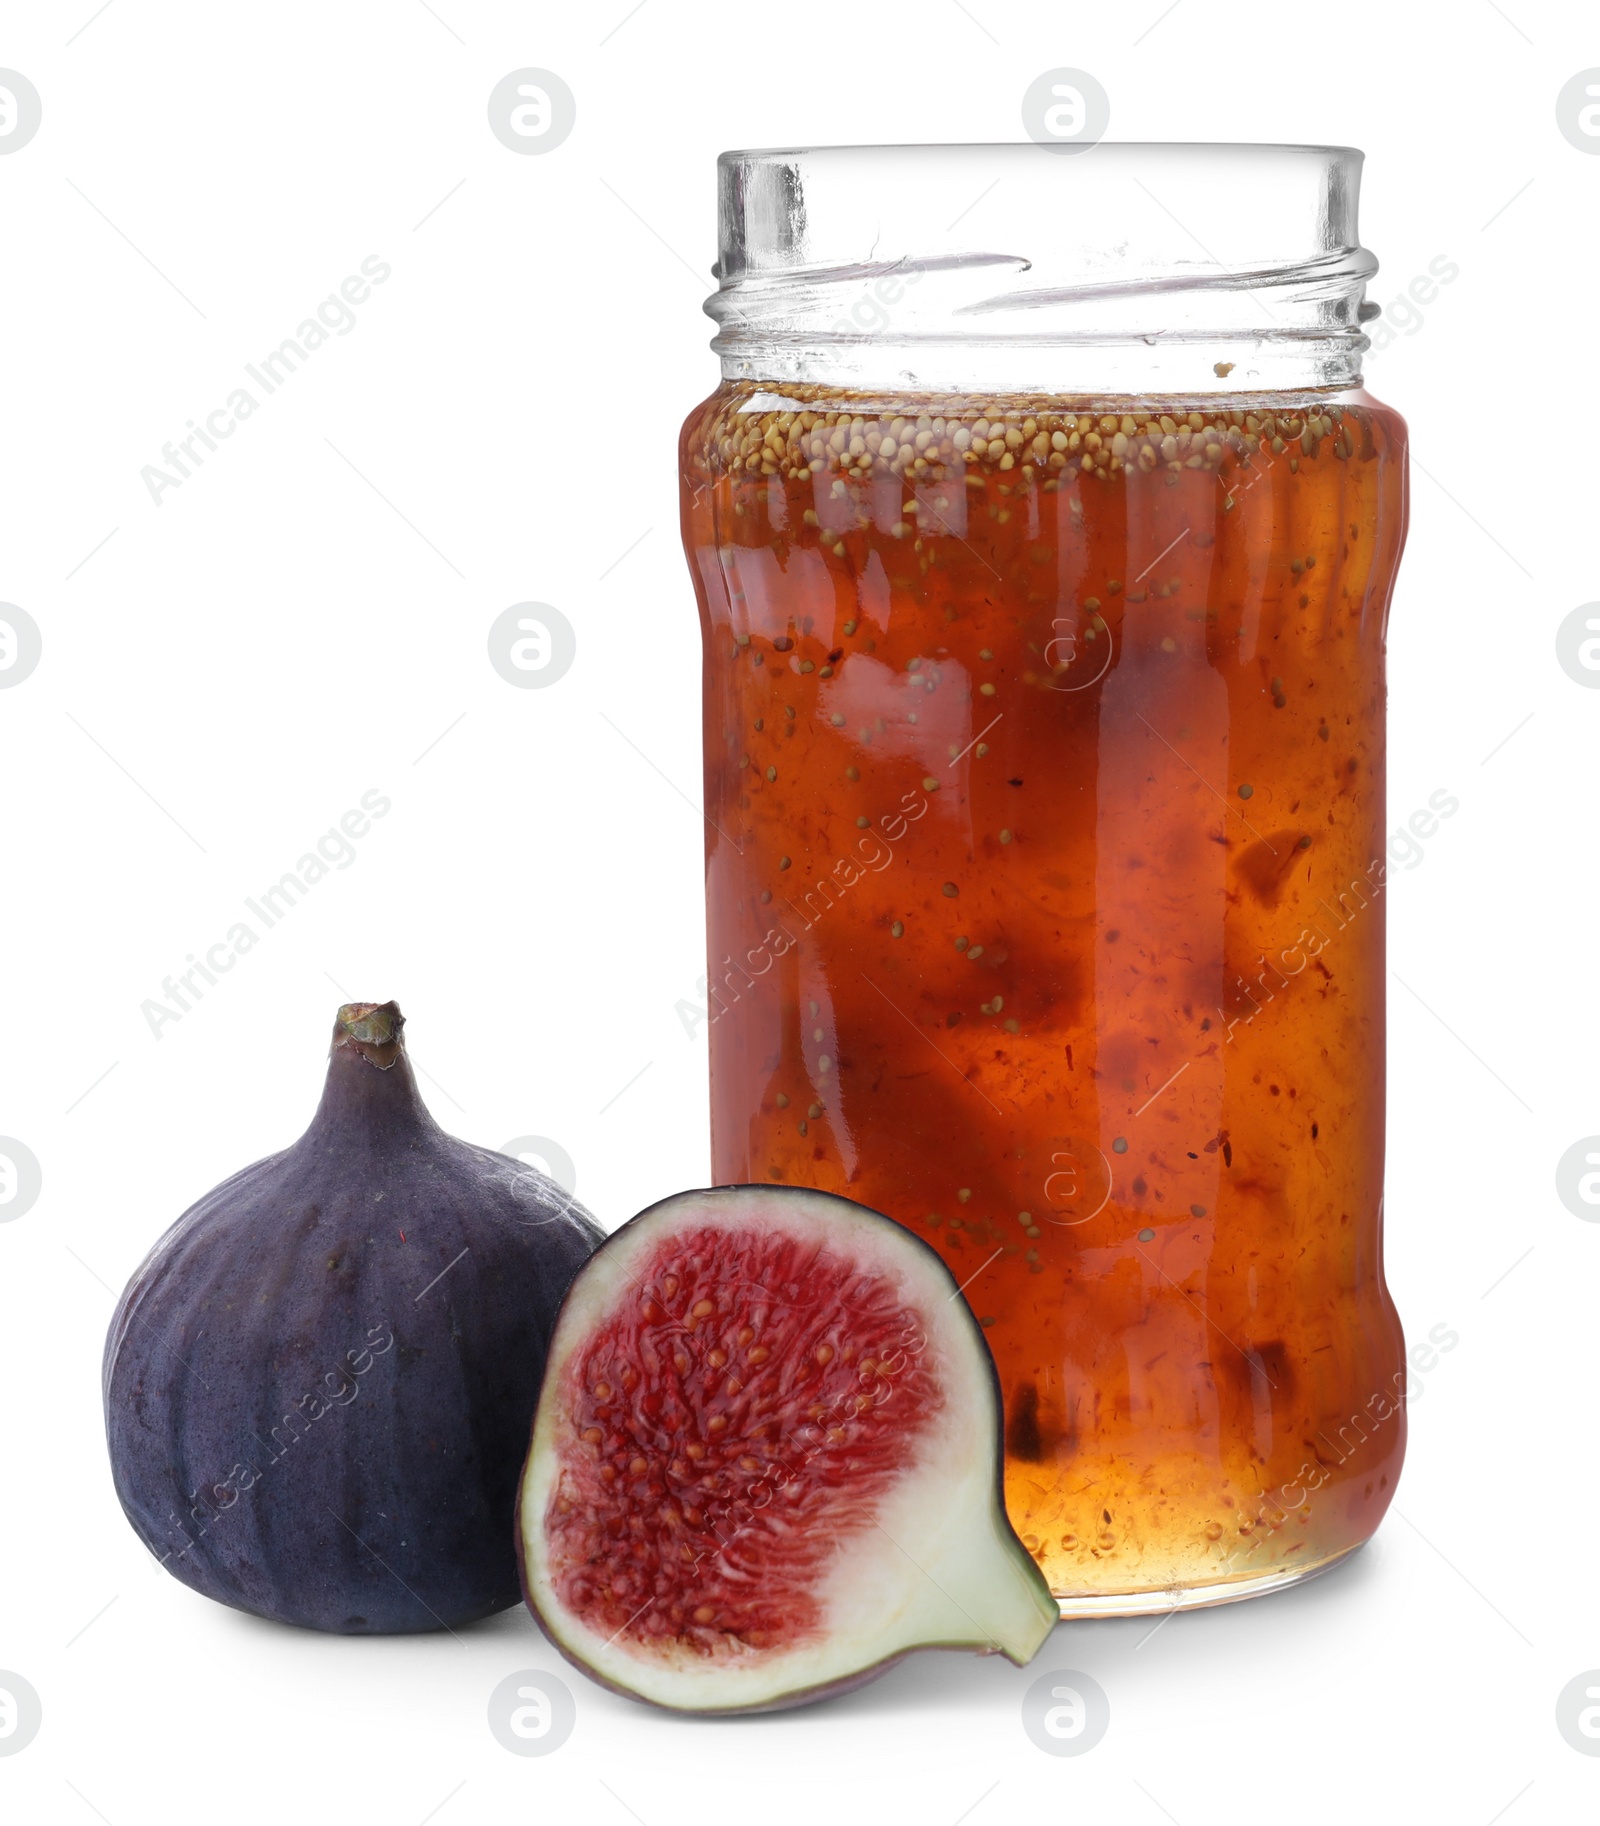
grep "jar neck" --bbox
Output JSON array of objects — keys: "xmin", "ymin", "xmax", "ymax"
[
  {"xmin": 710, "ymin": 251, "xmax": 1377, "ymax": 396},
  {"xmin": 706, "ymin": 144, "xmax": 1380, "ymax": 397}
]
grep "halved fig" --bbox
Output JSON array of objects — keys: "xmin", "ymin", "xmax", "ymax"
[{"xmin": 517, "ymin": 1185, "xmax": 1057, "ymax": 1713}]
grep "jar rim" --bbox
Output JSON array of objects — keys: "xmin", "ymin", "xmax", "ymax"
[{"xmin": 719, "ymin": 139, "xmax": 1363, "ymax": 157}]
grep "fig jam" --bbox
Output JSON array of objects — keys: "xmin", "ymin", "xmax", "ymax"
[{"xmin": 681, "ymin": 384, "xmax": 1409, "ymax": 1611}]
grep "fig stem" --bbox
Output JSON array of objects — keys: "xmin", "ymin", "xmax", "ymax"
[
  {"xmin": 334, "ymin": 1001, "xmax": 406, "ymax": 1070},
  {"xmin": 305, "ymin": 1000, "xmax": 438, "ymax": 1143}
]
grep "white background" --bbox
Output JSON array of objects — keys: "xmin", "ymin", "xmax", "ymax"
[{"xmin": 2, "ymin": 0, "xmax": 1596, "ymax": 1820}]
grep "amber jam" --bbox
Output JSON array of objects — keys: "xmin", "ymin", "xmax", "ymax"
[{"xmin": 680, "ymin": 383, "xmax": 1409, "ymax": 1612}]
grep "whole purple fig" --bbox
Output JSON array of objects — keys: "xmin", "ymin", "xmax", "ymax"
[{"xmin": 104, "ymin": 1001, "xmax": 602, "ymax": 1633}]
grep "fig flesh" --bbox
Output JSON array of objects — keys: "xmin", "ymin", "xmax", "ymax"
[
  {"xmin": 517, "ymin": 1185, "xmax": 1056, "ymax": 1712},
  {"xmin": 104, "ymin": 1002, "xmax": 603, "ymax": 1633}
]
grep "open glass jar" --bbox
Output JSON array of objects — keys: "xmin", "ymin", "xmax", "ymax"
[{"xmin": 679, "ymin": 144, "xmax": 1409, "ymax": 1616}]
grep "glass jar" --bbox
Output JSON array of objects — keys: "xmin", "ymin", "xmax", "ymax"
[{"xmin": 678, "ymin": 144, "xmax": 1408, "ymax": 1616}]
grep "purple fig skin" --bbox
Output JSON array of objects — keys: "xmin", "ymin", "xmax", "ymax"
[{"xmin": 104, "ymin": 1002, "xmax": 603, "ymax": 1634}]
